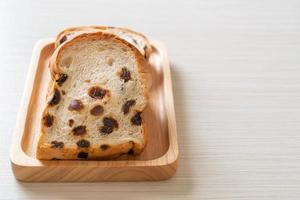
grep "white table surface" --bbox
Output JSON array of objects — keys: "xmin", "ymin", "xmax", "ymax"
[{"xmin": 1, "ymin": 0, "xmax": 300, "ymax": 199}]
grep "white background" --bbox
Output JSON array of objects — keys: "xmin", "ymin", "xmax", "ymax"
[{"xmin": 1, "ymin": 0, "xmax": 300, "ymax": 199}]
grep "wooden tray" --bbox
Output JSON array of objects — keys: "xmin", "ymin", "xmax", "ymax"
[{"xmin": 10, "ymin": 39, "xmax": 178, "ymax": 182}]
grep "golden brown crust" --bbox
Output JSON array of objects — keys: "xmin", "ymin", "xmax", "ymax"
[
  {"xmin": 37, "ymin": 139, "xmax": 143, "ymax": 160},
  {"xmin": 55, "ymin": 26, "xmax": 108, "ymax": 48},
  {"xmin": 55, "ymin": 26, "xmax": 152, "ymax": 58},
  {"xmin": 37, "ymin": 31, "xmax": 151, "ymax": 160}
]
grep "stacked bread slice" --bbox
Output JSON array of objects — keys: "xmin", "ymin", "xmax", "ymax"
[
  {"xmin": 55, "ymin": 26, "xmax": 152, "ymax": 59},
  {"xmin": 36, "ymin": 27, "xmax": 151, "ymax": 160}
]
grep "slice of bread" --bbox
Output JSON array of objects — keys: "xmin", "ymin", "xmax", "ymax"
[
  {"xmin": 55, "ymin": 26, "xmax": 152, "ymax": 59},
  {"xmin": 37, "ymin": 32, "xmax": 151, "ymax": 160}
]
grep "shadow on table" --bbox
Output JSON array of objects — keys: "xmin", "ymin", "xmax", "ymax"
[{"xmin": 16, "ymin": 64, "xmax": 197, "ymax": 199}]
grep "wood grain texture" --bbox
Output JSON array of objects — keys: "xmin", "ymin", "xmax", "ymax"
[{"xmin": 1, "ymin": 0, "xmax": 300, "ymax": 199}]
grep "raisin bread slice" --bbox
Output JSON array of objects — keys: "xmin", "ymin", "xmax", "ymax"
[
  {"xmin": 55, "ymin": 26, "xmax": 152, "ymax": 59},
  {"xmin": 37, "ymin": 32, "xmax": 151, "ymax": 160}
]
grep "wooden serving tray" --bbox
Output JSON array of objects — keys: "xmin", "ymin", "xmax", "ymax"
[{"xmin": 10, "ymin": 39, "xmax": 178, "ymax": 182}]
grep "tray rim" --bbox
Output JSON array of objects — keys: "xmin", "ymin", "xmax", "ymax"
[{"xmin": 10, "ymin": 38, "xmax": 178, "ymax": 178}]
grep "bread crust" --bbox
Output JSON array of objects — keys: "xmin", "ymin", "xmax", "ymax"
[
  {"xmin": 37, "ymin": 139, "xmax": 144, "ymax": 160},
  {"xmin": 55, "ymin": 26, "xmax": 108, "ymax": 48},
  {"xmin": 36, "ymin": 31, "xmax": 151, "ymax": 160},
  {"xmin": 55, "ymin": 26, "xmax": 152, "ymax": 59}
]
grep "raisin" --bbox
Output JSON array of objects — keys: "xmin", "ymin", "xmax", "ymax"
[
  {"xmin": 122, "ymin": 100, "xmax": 136, "ymax": 114},
  {"xmin": 43, "ymin": 114, "xmax": 54, "ymax": 127},
  {"xmin": 77, "ymin": 152, "xmax": 88, "ymax": 159},
  {"xmin": 128, "ymin": 148, "xmax": 134, "ymax": 155},
  {"xmin": 132, "ymin": 38, "xmax": 138, "ymax": 44},
  {"xmin": 90, "ymin": 105, "xmax": 104, "ymax": 116},
  {"xmin": 62, "ymin": 90, "xmax": 66, "ymax": 95},
  {"xmin": 68, "ymin": 99, "xmax": 84, "ymax": 111},
  {"xmin": 100, "ymin": 126, "xmax": 113, "ymax": 134},
  {"xmin": 143, "ymin": 45, "xmax": 147, "ymax": 51},
  {"xmin": 68, "ymin": 119, "xmax": 74, "ymax": 127},
  {"xmin": 143, "ymin": 46, "xmax": 148, "ymax": 59},
  {"xmin": 88, "ymin": 86, "xmax": 107, "ymax": 99},
  {"xmin": 48, "ymin": 89, "xmax": 61, "ymax": 106},
  {"xmin": 76, "ymin": 139, "xmax": 90, "ymax": 148},
  {"xmin": 100, "ymin": 117, "xmax": 118, "ymax": 134},
  {"xmin": 59, "ymin": 35, "xmax": 67, "ymax": 44},
  {"xmin": 56, "ymin": 74, "xmax": 68, "ymax": 86},
  {"xmin": 72, "ymin": 125, "xmax": 87, "ymax": 136},
  {"xmin": 84, "ymin": 80, "xmax": 91, "ymax": 83},
  {"xmin": 51, "ymin": 141, "xmax": 64, "ymax": 148},
  {"xmin": 131, "ymin": 112, "xmax": 142, "ymax": 125},
  {"xmin": 120, "ymin": 68, "xmax": 131, "ymax": 82},
  {"xmin": 100, "ymin": 144, "xmax": 110, "ymax": 151},
  {"xmin": 103, "ymin": 117, "xmax": 118, "ymax": 128}
]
